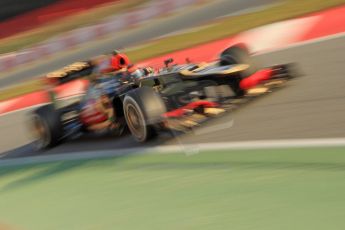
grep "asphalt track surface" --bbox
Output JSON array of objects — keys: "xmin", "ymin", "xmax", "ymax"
[
  {"xmin": 1, "ymin": 34, "xmax": 345, "ymax": 158},
  {"xmin": 0, "ymin": 0, "xmax": 275, "ymax": 88}
]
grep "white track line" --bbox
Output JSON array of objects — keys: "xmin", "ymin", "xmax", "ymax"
[{"xmin": 1, "ymin": 138, "xmax": 345, "ymax": 167}]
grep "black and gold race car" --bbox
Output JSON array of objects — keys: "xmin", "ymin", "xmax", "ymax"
[{"xmin": 30, "ymin": 45, "xmax": 298, "ymax": 150}]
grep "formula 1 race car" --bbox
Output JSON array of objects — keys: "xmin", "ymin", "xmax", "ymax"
[{"xmin": 30, "ymin": 45, "xmax": 298, "ymax": 150}]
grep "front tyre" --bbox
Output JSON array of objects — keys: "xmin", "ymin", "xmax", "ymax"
[
  {"xmin": 123, "ymin": 87, "xmax": 166, "ymax": 142},
  {"xmin": 219, "ymin": 45, "xmax": 259, "ymax": 97},
  {"xmin": 123, "ymin": 97, "xmax": 151, "ymax": 142},
  {"xmin": 220, "ymin": 45, "xmax": 258, "ymax": 77}
]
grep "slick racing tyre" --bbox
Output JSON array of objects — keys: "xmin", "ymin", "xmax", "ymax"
[
  {"xmin": 220, "ymin": 45, "xmax": 258, "ymax": 77},
  {"xmin": 31, "ymin": 104, "xmax": 62, "ymax": 150},
  {"xmin": 123, "ymin": 87, "xmax": 166, "ymax": 142},
  {"xmin": 219, "ymin": 45, "xmax": 259, "ymax": 96}
]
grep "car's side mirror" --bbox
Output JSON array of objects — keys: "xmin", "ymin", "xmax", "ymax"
[{"xmin": 164, "ymin": 58, "xmax": 174, "ymax": 67}]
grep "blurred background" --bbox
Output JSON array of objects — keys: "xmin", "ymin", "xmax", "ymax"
[{"xmin": 0, "ymin": 0, "xmax": 345, "ymax": 229}]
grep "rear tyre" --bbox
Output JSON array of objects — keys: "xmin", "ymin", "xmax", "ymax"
[
  {"xmin": 123, "ymin": 87, "xmax": 166, "ymax": 142},
  {"xmin": 31, "ymin": 104, "xmax": 62, "ymax": 150}
]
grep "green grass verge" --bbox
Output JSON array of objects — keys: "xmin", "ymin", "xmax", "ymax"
[
  {"xmin": 1, "ymin": 0, "xmax": 345, "ymax": 101},
  {"xmin": 1, "ymin": 147, "xmax": 345, "ymax": 230},
  {"xmin": 0, "ymin": 79, "xmax": 43, "ymax": 101},
  {"xmin": 126, "ymin": 0, "xmax": 345, "ymax": 62}
]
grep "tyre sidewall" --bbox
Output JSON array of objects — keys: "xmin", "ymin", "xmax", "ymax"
[
  {"xmin": 123, "ymin": 96, "xmax": 148, "ymax": 142},
  {"xmin": 32, "ymin": 105, "xmax": 62, "ymax": 150}
]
